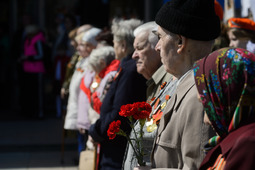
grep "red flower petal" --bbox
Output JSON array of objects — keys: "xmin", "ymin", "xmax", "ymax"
[{"xmin": 107, "ymin": 120, "xmax": 121, "ymax": 140}]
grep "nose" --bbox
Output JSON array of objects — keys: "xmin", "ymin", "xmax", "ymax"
[
  {"xmin": 229, "ymin": 41, "xmax": 234, "ymax": 47},
  {"xmin": 76, "ymin": 45, "xmax": 80, "ymax": 51},
  {"xmin": 132, "ymin": 50, "xmax": 139, "ymax": 59},
  {"xmin": 155, "ymin": 41, "xmax": 160, "ymax": 52}
]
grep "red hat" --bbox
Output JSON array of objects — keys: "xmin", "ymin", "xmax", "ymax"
[
  {"xmin": 214, "ymin": 0, "xmax": 223, "ymax": 21},
  {"xmin": 228, "ymin": 18, "xmax": 255, "ymax": 31}
]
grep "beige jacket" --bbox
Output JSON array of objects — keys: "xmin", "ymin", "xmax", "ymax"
[{"xmin": 151, "ymin": 70, "xmax": 214, "ymax": 170}]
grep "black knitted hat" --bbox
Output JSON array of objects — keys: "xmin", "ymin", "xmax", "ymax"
[{"xmin": 155, "ymin": 0, "xmax": 221, "ymax": 41}]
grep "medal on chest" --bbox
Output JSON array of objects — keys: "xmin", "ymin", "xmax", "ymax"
[
  {"xmin": 146, "ymin": 82, "xmax": 171, "ymax": 132},
  {"xmin": 91, "ymin": 75, "xmax": 101, "ymax": 92}
]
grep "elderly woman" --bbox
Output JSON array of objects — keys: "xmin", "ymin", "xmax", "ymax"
[
  {"xmin": 87, "ymin": 46, "xmax": 119, "ymax": 116},
  {"xmin": 64, "ymin": 27, "xmax": 101, "ymax": 130},
  {"xmin": 77, "ymin": 46, "xmax": 120, "ymax": 143},
  {"xmin": 88, "ymin": 18, "xmax": 147, "ymax": 170},
  {"xmin": 60, "ymin": 24, "xmax": 93, "ymax": 100},
  {"xmin": 193, "ymin": 47, "xmax": 255, "ymax": 169},
  {"xmin": 227, "ymin": 17, "xmax": 255, "ymax": 53},
  {"xmin": 64, "ymin": 27, "xmax": 101, "ymax": 157}
]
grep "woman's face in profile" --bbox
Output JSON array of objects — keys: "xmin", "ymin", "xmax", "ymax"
[
  {"xmin": 113, "ymin": 39, "xmax": 126, "ymax": 61},
  {"xmin": 228, "ymin": 29, "xmax": 250, "ymax": 49}
]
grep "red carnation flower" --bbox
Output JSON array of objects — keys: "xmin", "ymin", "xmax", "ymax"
[
  {"xmin": 107, "ymin": 120, "xmax": 121, "ymax": 140},
  {"xmin": 107, "ymin": 101, "xmax": 152, "ymax": 166},
  {"xmin": 119, "ymin": 104, "xmax": 136, "ymax": 117},
  {"xmin": 132, "ymin": 102, "xmax": 152, "ymax": 120}
]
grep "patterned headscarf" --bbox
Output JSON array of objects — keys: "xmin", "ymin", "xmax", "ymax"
[{"xmin": 193, "ymin": 47, "xmax": 255, "ymax": 149}]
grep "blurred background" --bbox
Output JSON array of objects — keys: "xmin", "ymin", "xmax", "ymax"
[
  {"xmin": 0, "ymin": 0, "xmax": 250, "ymax": 118},
  {"xmin": 0, "ymin": 0, "xmax": 253, "ymax": 169},
  {"xmin": 0, "ymin": 0, "xmax": 165, "ymax": 116}
]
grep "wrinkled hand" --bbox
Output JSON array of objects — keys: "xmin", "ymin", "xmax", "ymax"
[
  {"xmin": 89, "ymin": 135, "xmax": 99, "ymax": 146},
  {"xmin": 134, "ymin": 165, "xmax": 151, "ymax": 170}
]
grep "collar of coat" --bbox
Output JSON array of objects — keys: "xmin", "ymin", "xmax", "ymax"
[{"xmin": 157, "ymin": 70, "xmax": 195, "ymax": 135}]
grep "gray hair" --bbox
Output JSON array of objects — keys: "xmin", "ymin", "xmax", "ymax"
[
  {"xmin": 133, "ymin": 21, "xmax": 158, "ymax": 49},
  {"xmin": 87, "ymin": 46, "xmax": 115, "ymax": 72},
  {"xmin": 111, "ymin": 18, "xmax": 143, "ymax": 53}
]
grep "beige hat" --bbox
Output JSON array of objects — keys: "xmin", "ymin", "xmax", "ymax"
[{"xmin": 82, "ymin": 27, "xmax": 102, "ymax": 46}]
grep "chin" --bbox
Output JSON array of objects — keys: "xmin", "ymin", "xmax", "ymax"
[
  {"xmin": 137, "ymin": 69, "xmax": 143, "ymax": 75},
  {"xmin": 163, "ymin": 65, "xmax": 168, "ymax": 71}
]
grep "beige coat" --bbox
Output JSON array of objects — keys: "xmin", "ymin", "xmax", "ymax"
[{"xmin": 151, "ymin": 70, "xmax": 215, "ymax": 170}]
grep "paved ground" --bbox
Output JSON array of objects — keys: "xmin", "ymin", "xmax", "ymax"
[{"xmin": 0, "ymin": 110, "xmax": 79, "ymax": 170}]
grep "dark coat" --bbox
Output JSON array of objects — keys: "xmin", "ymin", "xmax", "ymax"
[{"xmin": 89, "ymin": 54, "xmax": 147, "ymax": 170}]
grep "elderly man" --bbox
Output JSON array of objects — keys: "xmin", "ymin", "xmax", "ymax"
[
  {"xmin": 122, "ymin": 21, "xmax": 178, "ymax": 170},
  {"xmin": 132, "ymin": 21, "xmax": 172, "ymax": 98},
  {"xmin": 135, "ymin": 0, "xmax": 221, "ymax": 169}
]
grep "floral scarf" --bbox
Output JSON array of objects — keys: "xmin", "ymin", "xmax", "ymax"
[{"xmin": 193, "ymin": 47, "xmax": 255, "ymax": 150}]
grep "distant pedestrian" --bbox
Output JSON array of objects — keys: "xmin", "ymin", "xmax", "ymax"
[{"xmin": 19, "ymin": 24, "xmax": 48, "ymax": 118}]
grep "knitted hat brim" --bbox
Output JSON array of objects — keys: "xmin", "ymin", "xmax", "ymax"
[{"xmin": 155, "ymin": 1, "xmax": 221, "ymax": 41}]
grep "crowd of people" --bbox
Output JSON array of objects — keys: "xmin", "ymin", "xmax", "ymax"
[{"xmin": 10, "ymin": 0, "xmax": 255, "ymax": 169}]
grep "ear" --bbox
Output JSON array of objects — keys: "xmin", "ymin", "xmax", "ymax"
[
  {"xmin": 177, "ymin": 35, "xmax": 186, "ymax": 54},
  {"xmin": 99, "ymin": 59, "xmax": 106, "ymax": 69},
  {"xmin": 121, "ymin": 40, "xmax": 127, "ymax": 52}
]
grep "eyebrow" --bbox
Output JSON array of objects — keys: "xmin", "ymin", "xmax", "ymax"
[
  {"xmin": 152, "ymin": 30, "xmax": 159, "ymax": 36},
  {"xmin": 134, "ymin": 39, "xmax": 148, "ymax": 48}
]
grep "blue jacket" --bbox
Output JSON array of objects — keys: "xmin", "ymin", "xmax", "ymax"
[{"xmin": 89, "ymin": 54, "xmax": 147, "ymax": 170}]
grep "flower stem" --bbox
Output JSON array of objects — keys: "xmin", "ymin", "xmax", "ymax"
[
  {"xmin": 118, "ymin": 129, "xmax": 145, "ymax": 166},
  {"xmin": 126, "ymin": 133, "xmax": 145, "ymax": 166}
]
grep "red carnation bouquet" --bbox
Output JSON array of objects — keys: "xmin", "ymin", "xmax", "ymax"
[{"xmin": 107, "ymin": 101, "xmax": 152, "ymax": 166}]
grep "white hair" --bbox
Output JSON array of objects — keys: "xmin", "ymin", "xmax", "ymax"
[
  {"xmin": 87, "ymin": 46, "xmax": 115, "ymax": 72},
  {"xmin": 111, "ymin": 18, "xmax": 143, "ymax": 52},
  {"xmin": 82, "ymin": 27, "xmax": 102, "ymax": 46},
  {"xmin": 133, "ymin": 21, "xmax": 158, "ymax": 48}
]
